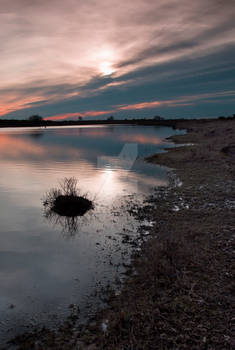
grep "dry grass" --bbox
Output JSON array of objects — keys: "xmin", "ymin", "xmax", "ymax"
[
  {"xmin": 92, "ymin": 210, "xmax": 234, "ymax": 350},
  {"xmin": 86, "ymin": 118, "xmax": 235, "ymax": 350}
]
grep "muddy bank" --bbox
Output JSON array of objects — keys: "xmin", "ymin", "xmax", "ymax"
[
  {"xmin": 5, "ymin": 118, "xmax": 235, "ymax": 349},
  {"xmin": 80, "ymin": 118, "xmax": 234, "ymax": 349}
]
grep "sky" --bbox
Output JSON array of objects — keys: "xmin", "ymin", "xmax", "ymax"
[{"xmin": 0, "ymin": 0, "xmax": 235, "ymax": 120}]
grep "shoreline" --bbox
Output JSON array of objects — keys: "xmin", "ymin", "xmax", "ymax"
[
  {"xmin": 82, "ymin": 118, "xmax": 234, "ymax": 349},
  {"xmin": 0, "ymin": 116, "xmax": 234, "ymax": 130},
  {"xmin": 4, "ymin": 118, "xmax": 234, "ymax": 349}
]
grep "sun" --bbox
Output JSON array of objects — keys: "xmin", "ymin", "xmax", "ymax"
[
  {"xmin": 96, "ymin": 47, "xmax": 116, "ymax": 76},
  {"xmin": 100, "ymin": 62, "xmax": 114, "ymax": 76},
  {"xmin": 100, "ymin": 61, "xmax": 115, "ymax": 76}
]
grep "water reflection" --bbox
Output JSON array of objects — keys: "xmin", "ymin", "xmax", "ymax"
[
  {"xmin": 120, "ymin": 133, "xmax": 162, "ymax": 144},
  {"xmin": 0, "ymin": 132, "xmax": 80, "ymax": 160},
  {"xmin": 44, "ymin": 209, "xmax": 85, "ymax": 238},
  {"xmin": 0, "ymin": 126, "xmax": 175, "ymax": 202},
  {"xmin": 0, "ymin": 125, "xmax": 184, "ymax": 344},
  {"xmin": 98, "ymin": 143, "xmax": 138, "ymax": 171},
  {"xmin": 27, "ymin": 131, "xmax": 44, "ymax": 139}
]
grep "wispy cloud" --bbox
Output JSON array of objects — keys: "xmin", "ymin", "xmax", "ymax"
[
  {"xmin": 119, "ymin": 91, "xmax": 235, "ymax": 111},
  {"xmin": 44, "ymin": 90, "xmax": 235, "ymax": 120},
  {"xmin": 0, "ymin": 0, "xmax": 235, "ymax": 118},
  {"xmin": 45, "ymin": 110, "xmax": 116, "ymax": 121}
]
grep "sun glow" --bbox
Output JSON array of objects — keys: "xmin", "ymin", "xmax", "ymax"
[
  {"xmin": 99, "ymin": 61, "xmax": 115, "ymax": 76},
  {"xmin": 103, "ymin": 165, "xmax": 115, "ymax": 177},
  {"xmin": 97, "ymin": 47, "xmax": 116, "ymax": 76}
]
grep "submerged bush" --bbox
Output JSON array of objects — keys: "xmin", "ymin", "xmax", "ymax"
[{"xmin": 43, "ymin": 177, "xmax": 93, "ymax": 217}]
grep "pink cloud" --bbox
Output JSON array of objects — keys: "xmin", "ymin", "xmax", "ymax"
[
  {"xmin": 0, "ymin": 0, "xmax": 234, "ymax": 117},
  {"xmin": 45, "ymin": 110, "xmax": 116, "ymax": 121},
  {"xmin": 43, "ymin": 90, "xmax": 235, "ymax": 120},
  {"xmin": 117, "ymin": 90, "xmax": 235, "ymax": 112},
  {"xmin": 119, "ymin": 101, "xmax": 161, "ymax": 110}
]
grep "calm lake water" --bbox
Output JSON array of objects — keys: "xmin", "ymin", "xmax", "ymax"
[{"xmin": 0, "ymin": 124, "xmax": 183, "ymax": 343}]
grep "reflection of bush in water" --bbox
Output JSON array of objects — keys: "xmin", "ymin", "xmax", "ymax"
[
  {"xmin": 44, "ymin": 209, "xmax": 82, "ymax": 236},
  {"xmin": 43, "ymin": 177, "xmax": 93, "ymax": 235}
]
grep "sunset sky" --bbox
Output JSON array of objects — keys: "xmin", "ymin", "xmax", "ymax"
[{"xmin": 1, "ymin": 0, "xmax": 235, "ymax": 120}]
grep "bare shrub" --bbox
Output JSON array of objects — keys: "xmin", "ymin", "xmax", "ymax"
[
  {"xmin": 59, "ymin": 177, "xmax": 79, "ymax": 197},
  {"xmin": 43, "ymin": 177, "xmax": 93, "ymax": 219},
  {"xmin": 43, "ymin": 188, "xmax": 62, "ymax": 208},
  {"xmin": 43, "ymin": 177, "xmax": 81, "ymax": 208}
]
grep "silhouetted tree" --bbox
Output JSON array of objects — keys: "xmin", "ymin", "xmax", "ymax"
[
  {"xmin": 107, "ymin": 116, "xmax": 114, "ymax": 121},
  {"xmin": 153, "ymin": 115, "xmax": 163, "ymax": 120},
  {"xmin": 28, "ymin": 115, "xmax": 43, "ymax": 122}
]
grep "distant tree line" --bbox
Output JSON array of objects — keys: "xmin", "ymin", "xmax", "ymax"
[{"xmin": 28, "ymin": 115, "xmax": 44, "ymax": 122}]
